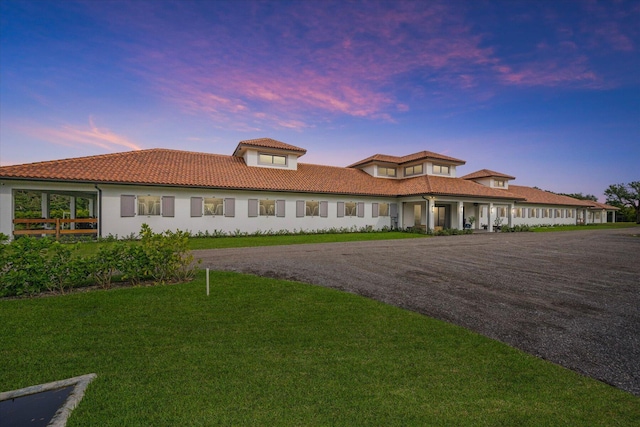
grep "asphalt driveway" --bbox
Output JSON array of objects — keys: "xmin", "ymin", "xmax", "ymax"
[{"xmin": 194, "ymin": 228, "xmax": 640, "ymax": 396}]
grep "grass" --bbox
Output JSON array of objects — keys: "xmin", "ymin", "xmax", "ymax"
[
  {"xmin": 1, "ymin": 271, "xmax": 638, "ymax": 426},
  {"xmin": 71, "ymin": 231, "xmax": 427, "ymax": 256},
  {"xmin": 186, "ymin": 230, "xmax": 427, "ymax": 250},
  {"xmin": 531, "ymin": 222, "xmax": 639, "ymax": 232}
]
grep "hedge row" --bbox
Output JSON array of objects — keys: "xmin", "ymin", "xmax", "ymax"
[{"xmin": 0, "ymin": 224, "xmax": 199, "ymax": 298}]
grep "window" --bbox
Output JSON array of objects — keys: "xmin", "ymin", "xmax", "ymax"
[
  {"xmin": 345, "ymin": 202, "xmax": 356, "ymax": 216},
  {"xmin": 432, "ymin": 164, "xmax": 450, "ymax": 175},
  {"xmin": 138, "ymin": 196, "xmax": 160, "ymax": 216},
  {"xmin": 306, "ymin": 201, "xmax": 319, "ymax": 216},
  {"xmin": 373, "ymin": 202, "xmax": 390, "ymax": 218},
  {"xmin": 260, "ymin": 199, "xmax": 276, "ymax": 216},
  {"xmin": 259, "ymin": 153, "xmax": 287, "ymax": 166},
  {"xmin": 378, "ymin": 167, "xmax": 396, "ymax": 177},
  {"xmin": 404, "ymin": 164, "xmax": 423, "ymax": 176},
  {"xmin": 204, "ymin": 198, "xmax": 224, "ymax": 216},
  {"xmin": 499, "ymin": 207, "xmax": 506, "ymax": 217},
  {"xmin": 515, "ymin": 208, "xmax": 522, "ymax": 218},
  {"xmin": 494, "ymin": 179, "xmax": 506, "ymax": 188}
]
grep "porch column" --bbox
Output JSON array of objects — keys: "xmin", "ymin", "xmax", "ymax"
[
  {"xmin": 428, "ymin": 198, "xmax": 435, "ymax": 231},
  {"xmin": 88, "ymin": 198, "xmax": 95, "ymax": 217},
  {"xmin": 612, "ymin": 210, "xmax": 616, "ymax": 223},
  {"xmin": 70, "ymin": 196, "xmax": 76, "ymax": 230},
  {"xmin": 508, "ymin": 203, "xmax": 514, "ymax": 227},
  {"xmin": 488, "ymin": 203, "xmax": 494, "ymax": 232},
  {"xmin": 41, "ymin": 193, "xmax": 49, "ymax": 218},
  {"xmin": 457, "ymin": 201, "xmax": 464, "ymax": 230}
]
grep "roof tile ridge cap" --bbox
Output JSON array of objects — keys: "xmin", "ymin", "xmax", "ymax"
[
  {"xmin": 298, "ymin": 162, "xmax": 369, "ymax": 170},
  {"xmin": 0, "ymin": 148, "xmax": 155, "ymax": 168},
  {"xmin": 152, "ymin": 148, "xmax": 238, "ymax": 159}
]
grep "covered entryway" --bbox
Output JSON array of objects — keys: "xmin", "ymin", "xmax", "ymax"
[{"xmin": 11, "ymin": 189, "xmax": 98, "ymax": 240}]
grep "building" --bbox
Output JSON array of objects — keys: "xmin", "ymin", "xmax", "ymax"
[{"xmin": 0, "ymin": 138, "xmax": 618, "ymax": 240}]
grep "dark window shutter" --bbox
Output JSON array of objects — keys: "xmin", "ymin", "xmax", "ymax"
[
  {"xmin": 296, "ymin": 200, "xmax": 305, "ymax": 217},
  {"xmin": 337, "ymin": 201, "xmax": 345, "ymax": 218},
  {"xmin": 390, "ymin": 203, "xmax": 398, "ymax": 218},
  {"xmin": 319, "ymin": 201, "xmax": 328, "ymax": 218},
  {"xmin": 162, "ymin": 196, "xmax": 175, "ymax": 217},
  {"xmin": 248, "ymin": 199, "xmax": 258, "ymax": 217},
  {"xmin": 224, "ymin": 198, "xmax": 235, "ymax": 217},
  {"xmin": 276, "ymin": 200, "xmax": 285, "ymax": 217},
  {"xmin": 372, "ymin": 203, "xmax": 379, "ymax": 218},
  {"xmin": 357, "ymin": 202, "xmax": 365, "ymax": 218},
  {"xmin": 190, "ymin": 197, "xmax": 203, "ymax": 217},
  {"xmin": 121, "ymin": 195, "xmax": 135, "ymax": 217}
]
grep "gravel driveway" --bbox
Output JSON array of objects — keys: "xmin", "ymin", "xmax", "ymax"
[{"xmin": 195, "ymin": 228, "xmax": 640, "ymax": 396}]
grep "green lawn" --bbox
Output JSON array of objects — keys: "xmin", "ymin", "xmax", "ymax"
[
  {"xmin": 1, "ymin": 271, "xmax": 637, "ymax": 426},
  {"xmin": 531, "ymin": 222, "xmax": 639, "ymax": 232},
  {"xmin": 72, "ymin": 231, "xmax": 427, "ymax": 256}
]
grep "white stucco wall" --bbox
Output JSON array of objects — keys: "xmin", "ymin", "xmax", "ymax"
[
  {"xmin": 100, "ymin": 185, "xmax": 396, "ymax": 237},
  {"xmin": 510, "ymin": 205, "xmax": 578, "ymax": 226},
  {"xmin": 0, "ymin": 179, "xmax": 609, "ymax": 240}
]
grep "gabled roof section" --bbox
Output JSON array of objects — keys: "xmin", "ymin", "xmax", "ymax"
[
  {"xmin": 507, "ymin": 185, "xmax": 592, "ymax": 207},
  {"xmin": 461, "ymin": 169, "xmax": 516, "ymax": 180},
  {"xmin": 398, "ymin": 175, "xmax": 524, "ymax": 199},
  {"xmin": 583, "ymin": 200, "xmax": 620, "ymax": 210},
  {"xmin": 348, "ymin": 150, "xmax": 466, "ymax": 168},
  {"xmin": 233, "ymin": 138, "xmax": 307, "ymax": 157}
]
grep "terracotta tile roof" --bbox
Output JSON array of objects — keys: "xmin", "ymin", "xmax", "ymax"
[
  {"xmin": 348, "ymin": 150, "xmax": 466, "ymax": 168},
  {"xmin": 233, "ymin": 138, "xmax": 307, "ymax": 155},
  {"xmin": 0, "ymin": 148, "xmax": 519, "ymax": 199},
  {"xmin": 461, "ymin": 169, "xmax": 516, "ymax": 180},
  {"xmin": 1, "ymin": 148, "xmax": 607, "ymax": 207},
  {"xmin": 398, "ymin": 175, "xmax": 523, "ymax": 199},
  {"xmin": 0, "ymin": 149, "xmax": 396, "ymax": 196},
  {"xmin": 507, "ymin": 185, "xmax": 592, "ymax": 207},
  {"xmin": 582, "ymin": 200, "xmax": 619, "ymax": 210}
]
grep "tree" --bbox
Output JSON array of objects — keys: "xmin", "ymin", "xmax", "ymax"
[{"xmin": 604, "ymin": 182, "xmax": 640, "ymax": 224}]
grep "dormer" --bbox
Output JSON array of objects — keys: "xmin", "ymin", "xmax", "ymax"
[
  {"xmin": 460, "ymin": 169, "xmax": 516, "ymax": 189},
  {"xmin": 233, "ymin": 138, "xmax": 307, "ymax": 170},
  {"xmin": 348, "ymin": 150, "xmax": 465, "ymax": 179}
]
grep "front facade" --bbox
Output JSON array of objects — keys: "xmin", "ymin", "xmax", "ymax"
[{"xmin": 0, "ymin": 138, "xmax": 618, "ymax": 239}]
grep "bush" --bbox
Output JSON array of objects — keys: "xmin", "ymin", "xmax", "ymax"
[{"xmin": 0, "ymin": 225, "xmax": 200, "ymax": 298}]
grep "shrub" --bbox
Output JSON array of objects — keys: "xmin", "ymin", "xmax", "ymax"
[
  {"xmin": 139, "ymin": 224, "xmax": 199, "ymax": 284},
  {"xmin": 0, "ymin": 237, "xmax": 53, "ymax": 297},
  {"xmin": 47, "ymin": 242, "xmax": 88, "ymax": 294}
]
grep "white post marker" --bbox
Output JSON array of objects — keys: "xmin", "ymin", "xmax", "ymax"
[{"xmin": 206, "ymin": 268, "xmax": 210, "ymax": 296}]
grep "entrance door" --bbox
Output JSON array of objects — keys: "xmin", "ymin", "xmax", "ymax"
[
  {"xmin": 435, "ymin": 206, "xmax": 448, "ymax": 228},
  {"xmin": 414, "ymin": 204, "xmax": 422, "ymax": 226}
]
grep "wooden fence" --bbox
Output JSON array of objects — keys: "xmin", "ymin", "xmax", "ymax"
[{"xmin": 13, "ymin": 218, "xmax": 98, "ymax": 240}]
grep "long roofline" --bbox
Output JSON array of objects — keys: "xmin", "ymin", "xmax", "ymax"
[{"xmin": 0, "ymin": 145, "xmax": 608, "ymax": 206}]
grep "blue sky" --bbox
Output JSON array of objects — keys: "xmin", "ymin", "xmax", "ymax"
[{"xmin": 1, "ymin": 0, "xmax": 638, "ymax": 200}]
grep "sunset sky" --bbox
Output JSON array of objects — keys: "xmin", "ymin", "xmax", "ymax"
[{"xmin": 1, "ymin": 0, "xmax": 638, "ymax": 200}]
